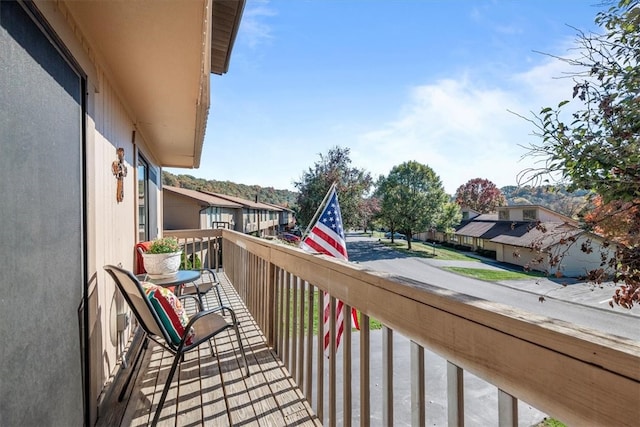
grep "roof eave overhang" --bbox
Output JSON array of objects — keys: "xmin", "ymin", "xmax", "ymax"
[{"xmin": 64, "ymin": 0, "xmax": 244, "ymax": 168}]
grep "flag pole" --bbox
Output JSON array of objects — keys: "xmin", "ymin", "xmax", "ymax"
[{"xmin": 299, "ymin": 181, "xmax": 337, "ymax": 244}]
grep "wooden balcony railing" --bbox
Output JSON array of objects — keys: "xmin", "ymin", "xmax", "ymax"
[{"xmin": 165, "ymin": 228, "xmax": 640, "ymax": 427}]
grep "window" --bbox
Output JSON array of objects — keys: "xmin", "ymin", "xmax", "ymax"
[
  {"xmin": 523, "ymin": 209, "xmax": 537, "ymax": 221},
  {"xmin": 498, "ymin": 210, "xmax": 509, "ymax": 220},
  {"xmin": 137, "ymin": 155, "xmax": 158, "ymax": 241},
  {"xmin": 462, "ymin": 211, "xmax": 469, "ymax": 220},
  {"xmin": 138, "ymin": 158, "xmax": 149, "ymax": 241}
]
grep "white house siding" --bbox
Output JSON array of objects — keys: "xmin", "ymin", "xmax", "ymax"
[{"xmin": 547, "ymin": 235, "xmax": 615, "ymax": 278}]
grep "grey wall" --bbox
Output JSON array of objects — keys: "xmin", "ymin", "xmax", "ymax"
[{"xmin": 0, "ymin": 2, "xmax": 85, "ymax": 425}]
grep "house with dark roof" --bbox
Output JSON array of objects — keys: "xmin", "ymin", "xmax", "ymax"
[
  {"xmin": 163, "ymin": 186, "xmax": 243, "ymax": 230},
  {"xmin": 453, "ymin": 205, "xmax": 614, "ymax": 277},
  {"xmin": 163, "ymin": 186, "xmax": 284, "ymax": 237},
  {"xmin": 263, "ymin": 201, "xmax": 297, "ymax": 232}
]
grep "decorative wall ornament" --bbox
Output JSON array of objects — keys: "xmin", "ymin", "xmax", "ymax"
[{"xmin": 111, "ymin": 147, "xmax": 127, "ymax": 203}]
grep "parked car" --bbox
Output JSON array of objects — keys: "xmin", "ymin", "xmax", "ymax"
[
  {"xmin": 384, "ymin": 232, "xmax": 406, "ymax": 240},
  {"xmin": 280, "ymin": 232, "xmax": 301, "ymax": 243}
]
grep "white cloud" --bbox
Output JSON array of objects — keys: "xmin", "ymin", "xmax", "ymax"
[
  {"xmin": 351, "ymin": 55, "xmax": 581, "ymax": 194},
  {"xmin": 238, "ymin": 0, "xmax": 276, "ymax": 48}
]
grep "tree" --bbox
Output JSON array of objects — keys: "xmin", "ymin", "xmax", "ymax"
[
  {"xmin": 521, "ymin": 0, "xmax": 640, "ymax": 308},
  {"xmin": 376, "ymin": 161, "xmax": 450, "ymax": 249},
  {"xmin": 294, "ymin": 146, "xmax": 372, "ymax": 230},
  {"xmin": 360, "ymin": 197, "xmax": 380, "ymax": 233},
  {"xmin": 454, "ymin": 178, "xmax": 507, "ymax": 213}
]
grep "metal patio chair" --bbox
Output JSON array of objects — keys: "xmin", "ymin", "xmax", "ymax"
[
  {"xmin": 136, "ymin": 243, "xmax": 224, "ymax": 310},
  {"xmin": 104, "ymin": 265, "xmax": 249, "ymax": 427}
]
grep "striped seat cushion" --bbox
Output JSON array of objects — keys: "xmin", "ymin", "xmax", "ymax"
[{"xmin": 142, "ymin": 283, "xmax": 195, "ymax": 346}]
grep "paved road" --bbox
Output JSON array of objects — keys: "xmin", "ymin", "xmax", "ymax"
[
  {"xmin": 319, "ymin": 234, "xmax": 639, "ymax": 426},
  {"xmin": 347, "ymin": 234, "xmax": 639, "ymax": 342}
]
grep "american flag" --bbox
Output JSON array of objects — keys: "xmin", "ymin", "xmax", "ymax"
[{"xmin": 300, "ymin": 186, "xmax": 359, "ymax": 355}]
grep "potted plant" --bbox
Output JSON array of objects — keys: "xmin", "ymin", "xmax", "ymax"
[{"xmin": 142, "ymin": 237, "xmax": 183, "ymax": 278}]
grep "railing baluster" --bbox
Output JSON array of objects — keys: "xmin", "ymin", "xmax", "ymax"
[
  {"xmin": 383, "ymin": 326, "xmax": 393, "ymax": 426},
  {"xmin": 447, "ymin": 361, "xmax": 464, "ymax": 427},
  {"xmin": 360, "ymin": 313, "xmax": 370, "ymax": 427},
  {"xmin": 297, "ymin": 277, "xmax": 305, "ymax": 387},
  {"xmin": 276, "ymin": 267, "xmax": 284, "ymax": 357},
  {"xmin": 498, "ymin": 389, "xmax": 518, "ymax": 427},
  {"xmin": 265, "ymin": 262, "xmax": 276, "ymax": 347},
  {"xmin": 316, "ymin": 288, "xmax": 324, "ymax": 424},
  {"xmin": 291, "ymin": 275, "xmax": 298, "ymax": 377},
  {"xmin": 329, "ymin": 296, "xmax": 337, "ymax": 427},
  {"xmin": 343, "ymin": 303, "xmax": 352, "ymax": 427},
  {"xmin": 305, "ymin": 282, "xmax": 314, "ymax": 401},
  {"xmin": 411, "ymin": 341, "xmax": 425, "ymax": 427},
  {"xmin": 284, "ymin": 271, "xmax": 291, "ymax": 368}
]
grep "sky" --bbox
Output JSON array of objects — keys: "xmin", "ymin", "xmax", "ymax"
[{"xmin": 168, "ymin": 0, "xmax": 605, "ymax": 195}]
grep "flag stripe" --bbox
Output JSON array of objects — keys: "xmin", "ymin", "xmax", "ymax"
[
  {"xmin": 299, "ymin": 187, "xmax": 359, "ymax": 357},
  {"xmin": 300, "ymin": 229, "xmax": 347, "ymax": 260},
  {"xmin": 311, "ymin": 223, "xmax": 348, "ymax": 258}
]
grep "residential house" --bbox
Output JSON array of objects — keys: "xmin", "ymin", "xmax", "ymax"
[
  {"xmin": 454, "ymin": 205, "xmax": 614, "ymax": 277},
  {"xmin": 416, "ymin": 206, "xmax": 481, "ymax": 242},
  {"xmin": 163, "ymin": 185, "xmax": 242, "ymax": 231},
  {"xmin": 0, "ymin": 1, "xmax": 244, "ymax": 425},
  {"xmin": 163, "ymin": 186, "xmax": 284, "ymax": 237},
  {"xmin": 203, "ymin": 191, "xmax": 282, "ymax": 236},
  {"xmin": 264, "ymin": 201, "xmax": 297, "ymax": 232}
]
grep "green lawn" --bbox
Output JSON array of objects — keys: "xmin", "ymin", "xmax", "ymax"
[
  {"xmin": 380, "ymin": 239, "xmax": 481, "ymax": 261},
  {"xmin": 535, "ymin": 418, "xmax": 567, "ymax": 427},
  {"xmin": 291, "ymin": 289, "xmax": 382, "ymax": 335},
  {"xmin": 443, "ymin": 266, "xmax": 545, "ymax": 281}
]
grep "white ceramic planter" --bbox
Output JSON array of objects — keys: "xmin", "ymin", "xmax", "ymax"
[{"xmin": 142, "ymin": 251, "xmax": 182, "ymax": 278}]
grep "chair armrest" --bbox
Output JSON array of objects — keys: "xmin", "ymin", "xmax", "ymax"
[
  {"xmin": 198, "ymin": 268, "xmax": 219, "ymax": 284},
  {"xmin": 177, "ymin": 294, "xmax": 201, "ymax": 306},
  {"xmin": 185, "ymin": 305, "xmax": 233, "ymax": 328}
]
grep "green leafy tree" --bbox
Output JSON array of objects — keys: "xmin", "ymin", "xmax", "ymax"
[
  {"xmin": 375, "ymin": 175, "xmax": 403, "ymax": 239},
  {"xmin": 376, "ymin": 161, "xmax": 450, "ymax": 249},
  {"xmin": 294, "ymin": 146, "xmax": 372, "ymax": 230},
  {"xmin": 521, "ymin": 0, "xmax": 640, "ymax": 308},
  {"xmin": 454, "ymin": 178, "xmax": 507, "ymax": 213}
]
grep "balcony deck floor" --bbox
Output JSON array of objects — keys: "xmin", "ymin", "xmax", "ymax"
[{"xmin": 100, "ymin": 272, "xmax": 321, "ymax": 427}]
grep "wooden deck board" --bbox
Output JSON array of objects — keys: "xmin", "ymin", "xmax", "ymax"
[{"xmin": 98, "ymin": 271, "xmax": 320, "ymax": 427}]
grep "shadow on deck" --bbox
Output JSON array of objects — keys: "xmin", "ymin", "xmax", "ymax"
[{"xmin": 97, "ymin": 272, "xmax": 321, "ymax": 426}]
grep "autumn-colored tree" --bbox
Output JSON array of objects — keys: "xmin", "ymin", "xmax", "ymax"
[
  {"xmin": 360, "ymin": 197, "xmax": 380, "ymax": 233},
  {"xmin": 582, "ymin": 196, "xmax": 640, "ymax": 308},
  {"xmin": 521, "ymin": 0, "xmax": 640, "ymax": 308},
  {"xmin": 454, "ymin": 178, "xmax": 507, "ymax": 213}
]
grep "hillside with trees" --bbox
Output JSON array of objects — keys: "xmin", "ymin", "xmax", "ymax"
[
  {"xmin": 162, "ymin": 171, "xmax": 298, "ymax": 207},
  {"xmin": 501, "ymin": 185, "xmax": 591, "ymax": 218}
]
